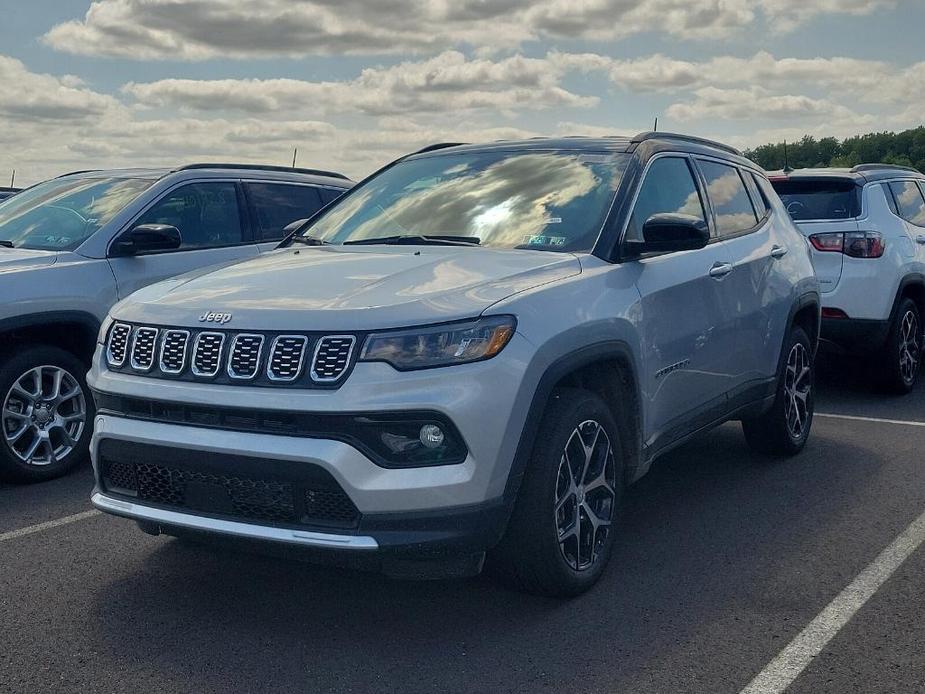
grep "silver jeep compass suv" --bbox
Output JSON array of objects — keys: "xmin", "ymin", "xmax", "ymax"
[{"xmin": 89, "ymin": 134, "xmax": 820, "ymax": 596}]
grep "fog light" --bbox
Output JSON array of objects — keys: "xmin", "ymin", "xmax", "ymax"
[{"xmin": 419, "ymin": 424, "xmax": 445, "ymax": 449}]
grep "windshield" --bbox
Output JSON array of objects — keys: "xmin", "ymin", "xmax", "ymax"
[
  {"xmin": 303, "ymin": 150, "xmax": 629, "ymax": 252},
  {"xmin": 771, "ymin": 179, "xmax": 861, "ymax": 221},
  {"xmin": 0, "ymin": 177, "xmax": 155, "ymax": 251}
]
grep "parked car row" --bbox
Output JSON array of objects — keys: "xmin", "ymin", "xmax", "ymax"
[{"xmin": 2, "ymin": 133, "xmax": 923, "ymax": 596}]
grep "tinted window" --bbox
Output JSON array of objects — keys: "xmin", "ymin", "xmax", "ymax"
[
  {"xmin": 136, "ymin": 182, "xmax": 243, "ymax": 250},
  {"xmin": 771, "ymin": 179, "xmax": 861, "ymax": 220},
  {"xmin": 882, "ymin": 183, "xmax": 899, "ymax": 214},
  {"xmin": 698, "ymin": 161, "xmax": 758, "ymax": 235},
  {"xmin": 748, "ymin": 172, "xmax": 771, "ymax": 217},
  {"xmin": 305, "ymin": 151, "xmax": 628, "ymax": 252},
  {"xmin": 889, "ymin": 181, "xmax": 925, "ymax": 226},
  {"xmin": 0, "ymin": 177, "xmax": 153, "ymax": 251},
  {"xmin": 319, "ymin": 187, "xmax": 345, "ymax": 205},
  {"xmin": 625, "ymin": 157, "xmax": 706, "ymax": 243},
  {"xmin": 247, "ymin": 183, "xmax": 324, "ymax": 241}
]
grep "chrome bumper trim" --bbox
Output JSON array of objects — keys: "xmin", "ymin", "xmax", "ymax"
[{"xmin": 91, "ymin": 492, "xmax": 379, "ymax": 550}]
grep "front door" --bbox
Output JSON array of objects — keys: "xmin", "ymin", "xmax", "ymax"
[
  {"xmin": 107, "ymin": 180, "xmax": 259, "ymax": 298},
  {"xmin": 627, "ymin": 155, "xmax": 737, "ymax": 452}
]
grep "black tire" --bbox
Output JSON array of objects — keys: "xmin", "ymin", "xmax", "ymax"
[
  {"xmin": 0, "ymin": 345, "xmax": 94, "ymax": 483},
  {"xmin": 489, "ymin": 388, "xmax": 624, "ymax": 597},
  {"xmin": 742, "ymin": 326, "xmax": 814, "ymax": 456},
  {"xmin": 881, "ymin": 298, "xmax": 922, "ymax": 395}
]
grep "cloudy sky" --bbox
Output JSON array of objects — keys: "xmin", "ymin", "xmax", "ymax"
[{"xmin": 2, "ymin": 0, "xmax": 923, "ymax": 185}]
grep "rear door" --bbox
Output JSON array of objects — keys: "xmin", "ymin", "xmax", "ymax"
[
  {"xmin": 108, "ymin": 180, "xmax": 259, "ymax": 299},
  {"xmin": 627, "ymin": 155, "xmax": 737, "ymax": 451},
  {"xmin": 244, "ymin": 181, "xmax": 327, "ymax": 252},
  {"xmin": 697, "ymin": 161, "xmax": 791, "ymax": 394}
]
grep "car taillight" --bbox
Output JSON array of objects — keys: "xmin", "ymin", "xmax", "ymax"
[{"xmin": 808, "ymin": 231, "xmax": 884, "ymax": 258}]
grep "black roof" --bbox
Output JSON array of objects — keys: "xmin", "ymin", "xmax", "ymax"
[
  {"xmin": 768, "ymin": 164, "xmax": 925, "ymax": 184},
  {"xmin": 407, "ymin": 131, "xmax": 752, "ymax": 167},
  {"xmin": 175, "ymin": 163, "xmax": 350, "ymax": 181}
]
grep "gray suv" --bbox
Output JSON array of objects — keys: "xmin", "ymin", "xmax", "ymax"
[
  {"xmin": 89, "ymin": 134, "xmax": 820, "ymax": 596},
  {"xmin": 0, "ymin": 164, "xmax": 351, "ymax": 482}
]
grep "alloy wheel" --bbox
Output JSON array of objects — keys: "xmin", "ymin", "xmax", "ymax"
[
  {"xmin": 783, "ymin": 343, "xmax": 812, "ymax": 440},
  {"xmin": 1, "ymin": 365, "xmax": 87, "ymax": 467},
  {"xmin": 554, "ymin": 419, "xmax": 617, "ymax": 572},
  {"xmin": 898, "ymin": 309, "xmax": 921, "ymax": 386}
]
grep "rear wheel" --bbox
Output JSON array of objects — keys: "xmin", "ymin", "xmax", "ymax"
[
  {"xmin": 490, "ymin": 388, "xmax": 624, "ymax": 597},
  {"xmin": 0, "ymin": 346, "xmax": 93, "ymax": 483},
  {"xmin": 742, "ymin": 326, "xmax": 814, "ymax": 456},
  {"xmin": 881, "ymin": 298, "xmax": 921, "ymax": 394}
]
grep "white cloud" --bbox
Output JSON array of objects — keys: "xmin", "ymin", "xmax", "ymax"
[
  {"xmin": 0, "ymin": 55, "xmax": 121, "ymax": 122},
  {"xmin": 123, "ymin": 51, "xmax": 597, "ymax": 116},
  {"xmin": 665, "ymin": 86, "xmax": 873, "ymax": 123},
  {"xmin": 42, "ymin": 0, "xmax": 893, "ymax": 60}
]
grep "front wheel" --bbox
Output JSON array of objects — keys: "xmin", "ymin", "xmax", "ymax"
[
  {"xmin": 489, "ymin": 388, "xmax": 624, "ymax": 597},
  {"xmin": 0, "ymin": 346, "xmax": 94, "ymax": 483},
  {"xmin": 742, "ymin": 326, "xmax": 814, "ymax": 456}
]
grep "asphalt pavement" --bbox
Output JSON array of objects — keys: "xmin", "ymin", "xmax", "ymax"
[{"xmin": 1, "ymin": 363, "xmax": 924, "ymax": 694}]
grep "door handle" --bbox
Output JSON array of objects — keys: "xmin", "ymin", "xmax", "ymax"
[
  {"xmin": 709, "ymin": 262, "xmax": 733, "ymax": 279},
  {"xmin": 770, "ymin": 245, "xmax": 788, "ymax": 259},
  {"xmin": 916, "ymin": 235, "xmax": 925, "ymax": 245}
]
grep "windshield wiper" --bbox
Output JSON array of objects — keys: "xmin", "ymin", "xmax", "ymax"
[
  {"xmin": 344, "ymin": 235, "xmax": 481, "ymax": 247},
  {"xmin": 289, "ymin": 235, "xmax": 330, "ymax": 246},
  {"xmin": 0, "ymin": 240, "xmax": 13, "ymax": 248}
]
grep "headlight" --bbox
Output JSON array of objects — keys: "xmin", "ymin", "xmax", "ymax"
[{"xmin": 359, "ymin": 315, "xmax": 516, "ymax": 371}]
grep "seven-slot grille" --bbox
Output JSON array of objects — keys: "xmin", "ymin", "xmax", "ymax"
[
  {"xmin": 159, "ymin": 330, "xmax": 189, "ymax": 374},
  {"xmin": 228, "ymin": 334, "xmax": 264, "ymax": 379},
  {"xmin": 106, "ymin": 324, "xmax": 357, "ymax": 385},
  {"xmin": 268, "ymin": 336, "xmax": 308, "ymax": 381},
  {"xmin": 106, "ymin": 323, "xmax": 132, "ymax": 367},
  {"xmin": 130, "ymin": 327, "xmax": 159, "ymax": 371},
  {"xmin": 192, "ymin": 332, "xmax": 225, "ymax": 377},
  {"xmin": 311, "ymin": 336, "xmax": 356, "ymax": 382}
]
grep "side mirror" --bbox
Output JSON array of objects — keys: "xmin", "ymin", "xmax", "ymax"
[
  {"xmin": 635, "ymin": 213, "xmax": 710, "ymax": 254},
  {"xmin": 282, "ymin": 218, "xmax": 309, "ymax": 235},
  {"xmin": 112, "ymin": 224, "xmax": 182, "ymax": 256}
]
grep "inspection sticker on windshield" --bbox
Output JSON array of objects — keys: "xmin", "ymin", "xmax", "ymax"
[{"xmin": 523, "ymin": 235, "xmax": 566, "ymax": 246}]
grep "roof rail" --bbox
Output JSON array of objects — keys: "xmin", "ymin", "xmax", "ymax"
[
  {"xmin": 176, "ymin": 163, "xmax": 350, "ymax": 181},
  {"xmin": 851, "ymin": 163, "xmax": 921, "ymax": 174},
  {"xmin": 55, "ymin": 169, "xmax": 102, "ymax": 178},
  {"xmin": 631, "ymin": 131, "xmax": 741, "ymax": 156},
  {"xmin": 412, "ymin": 142, "xmax": 468, "ymax": 155}
]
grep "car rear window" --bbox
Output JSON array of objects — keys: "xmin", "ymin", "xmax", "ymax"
[{"xmin": 770, "ymin": 179, "xmax": 861, "ymax": 221}]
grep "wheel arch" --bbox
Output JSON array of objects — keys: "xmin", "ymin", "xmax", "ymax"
[
  {"xmin": 892, "ymin": 273, "xmax": 925, "ymax": 323},
  {"xmin": 0, "ymin": 312, "xmax": 101, "ymax": 364},
  {"xmin": 503, "ymin": 341, "xmax": 643, "ymax": 505}
]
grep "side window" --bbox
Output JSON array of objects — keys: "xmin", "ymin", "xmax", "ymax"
[
  {"xmin": 698, "ymin": 160, "xmax": 759, "ymax": 236},
  {"xmin": 246, "ymin": 183, "xmax": 324, "ymax": 241},
  {"xmin": 747, "ymin": 172, "xmax": 771, "ymax": 217},
  {"xmin": 135, "ymin": 182, "xmax": 243, "ymax": 250},
  {"xmin": 319, "ymin": 187, "xmax": 346, "ymax": 205},
  {"xmin": 889, "ymin": 181, "xmax": 925, "ymax": 226},
  {"xmin": 625, "ymin": 157, "xmax": 706, "ymax": 243}
]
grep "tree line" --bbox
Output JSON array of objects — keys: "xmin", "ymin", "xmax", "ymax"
[{"xmin": 745, "ymin": 126, "xmax": 925, "ymax": 173}]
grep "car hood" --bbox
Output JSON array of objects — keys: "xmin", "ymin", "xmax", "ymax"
[
  {"xmin": 115, "ymin": 245, "xmax": 581, "ymax": 330},
  {"xmin": 0, "ymin": 248, "xmax": 59, "ymax": 274}
]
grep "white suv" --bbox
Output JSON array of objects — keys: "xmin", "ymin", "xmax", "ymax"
[{"xmin": 770, "ymin": 166, "xmax": 925, "ymax": 392}]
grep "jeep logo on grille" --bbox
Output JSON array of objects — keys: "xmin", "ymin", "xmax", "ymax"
[{"xmin": 199, "ymin": 311, "xmax": 232, "ymax": 324}]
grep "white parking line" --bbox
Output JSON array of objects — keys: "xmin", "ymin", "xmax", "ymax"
[
  {"xmin": 0, "ymin": 509, "xmax": 101, "ymax": 543},
  {"xmin": 816, "ymin": 412, "xmax": 925, "ymax": 427},
  {"xmin": 739, "ymin": 506, "xmax": 925, "ymax": 694}
]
